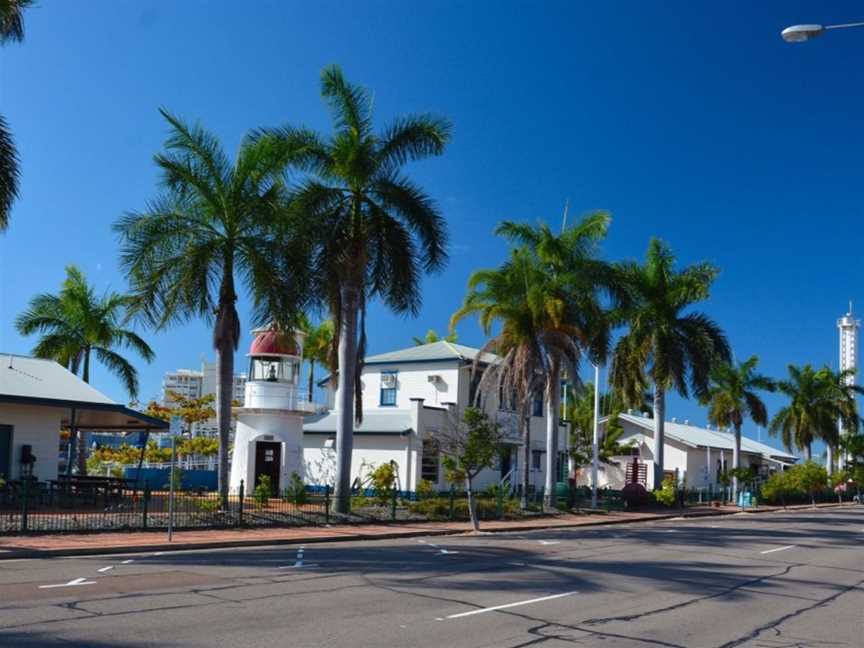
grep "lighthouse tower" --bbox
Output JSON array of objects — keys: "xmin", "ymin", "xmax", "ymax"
[
  {"xmin": 837, "ymin": 303, "xmax": 859, "ymax": 469},
  {"xmin": 229, "ymin": 325, "xmax": 312, "ymax": 494}
]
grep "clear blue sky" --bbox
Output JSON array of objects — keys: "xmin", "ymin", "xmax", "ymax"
[{"xmin": 2, "ymin": 1, "xmax": 863, "ymax": 456}]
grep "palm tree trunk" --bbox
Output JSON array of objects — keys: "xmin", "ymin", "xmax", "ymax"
[
  {"xmin": 465, "ymin": 473, "xmax": 479, "ymax": 532},
  {"xmin": 652, "ymin": 383, "xmax": 665, "ymax": 490},
  {"xmin": 307, "ymin": 359, "xmax": 315, "ymax": 402},
  {"xmin": 804, "ymin": 444, "xmax": 812, "ymax": 461},
  {"xmin": 732, "ymin": 423, "xmax": 741, "ymax": 504},
  {"xmin": 334, "ymin": 284, "xmax": 359, "ymax": 514},
  {"xmin": 78, "ymin": 348, "xmax": 91, "ymax": 475},
  {"xmin": 215, "ymin": 332, "xmax": 234, "ymax": 508},
  {"xmin": 520, "ymin": 413, "xmax": 530, "ymax": 510},
  {"xmin": 543, "ymin": 359, "xmax": 560, "ymax": 511}
]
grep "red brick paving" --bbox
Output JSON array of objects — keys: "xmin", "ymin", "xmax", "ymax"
[{"xmin": 0, "ymin": 502, "xmax": 850, "ymax": 559}]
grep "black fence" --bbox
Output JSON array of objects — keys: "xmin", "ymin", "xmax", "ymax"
[{"xmin": 0, "ymin": 479, "xmax": 329, "ymax": 534}]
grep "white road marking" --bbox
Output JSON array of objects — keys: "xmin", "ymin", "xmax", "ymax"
[
  {"xmin": 97, "ymin": 566, "xmax": 113, "ymax": 573},
  {"xmin": 444, "ymin": 591, "xmax": 579, "ymax": 619},
  {"xmin": 153, "ymin": 552, "xmax": 164, "ymax": 556},
  {"xmin": 121, "ymin": 559, "xmax": 134, "ymax": 564},
  {"xmin": 39, "ymin": 577, "xmax": 96, "ymax": 589},
  {"xmin": 437, "ymin": 549, "xmax": 459, "ymax": 555},
  {"xmin": 760, "ymin": 545, "xmax": 796, "ymax": 555},
  {"xmin": 539, "ymin": 540, "xmax": 560, "ymax": 545}
]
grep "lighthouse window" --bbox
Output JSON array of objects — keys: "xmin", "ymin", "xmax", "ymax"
[{"xmin": 380, "ymin": 371, "xmax": 398, "ymax": 406}]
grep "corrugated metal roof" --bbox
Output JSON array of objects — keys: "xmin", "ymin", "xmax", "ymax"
[
  {"xmin": 1, "ymin": 354, "xmax": 115, "ymax": 404},
  {"xmin": 303, "ymin": 410, "xmax": 414, "ymax": 435},
  {"xmin": 363, "ymin": 341, "xmax": 499, "ymax": 365},
  {"xmin": 617, "ymin": 412, "xmax": 798, "ymax": 462}
]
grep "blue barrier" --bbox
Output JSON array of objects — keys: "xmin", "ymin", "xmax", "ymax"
[{"xmin": 124, "ymin": 467, "xmax": 218, "ymax": 491}]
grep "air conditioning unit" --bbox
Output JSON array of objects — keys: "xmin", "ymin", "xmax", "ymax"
[{"xmin": 427, "ymin": 374, "xmax": 442, "ymax": 384}]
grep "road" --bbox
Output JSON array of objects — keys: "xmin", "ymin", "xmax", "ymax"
[{"xmin": 0, "ymin": 508, "xmax": 861, "ymax": 647}]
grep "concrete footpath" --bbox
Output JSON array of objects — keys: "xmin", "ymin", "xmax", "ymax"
[{"xmin": 0, "ymin": 502, "xmax": 852, "ymax": 559}]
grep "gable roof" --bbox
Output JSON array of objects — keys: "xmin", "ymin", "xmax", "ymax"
[
  {"xmin": 0, "ymin": 354, "xmax": 168, "ymax": 431},
  {"xmin": 614, "ymin": 412, "xmax": 798, "ymax": 463},
  {"xmin": 363, "ymin": 341, "xmax": 499, "ymax": 366}
]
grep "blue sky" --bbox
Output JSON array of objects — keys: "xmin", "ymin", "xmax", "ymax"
[{"xmin": 2, "ymin": 1, "xmax": 863, "ymax": 455}]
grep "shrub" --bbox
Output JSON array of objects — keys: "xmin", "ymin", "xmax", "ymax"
[
  {"xmin": 370, "ymin": 463, "xmax": 397, "ymax": 506},
  {"xmin": 195, "ymin": 497, "xmax": 220, "ymax": 513},
  {"xmin": 416, "ymin": 479, "xmax": 436, "ymax": 500},
  {"xmin": 253, "ymin": 474, "xmax": 273, "ymax": 508},
  {"xmin": 283, "ymin": 472, "xmax": 307, "ymax": 505},
  {"xmin": 654, "ymin": 477, "xmax": 678, "ymax": 507},
  {"xmin": 760, "ymin": 471, "xmax": 795, "ymax": 506},
  {"xmin": 407, "ymin": 496, "xmax": 519, "ymax": 521},
  {"xmin": 788, "ymin": 461, "xmax": 828, "ymax": 505}
]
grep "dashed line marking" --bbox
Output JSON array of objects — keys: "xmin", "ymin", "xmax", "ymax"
[
  {"xmin": 97, "ymin": 566, "xmax": 113, "ymax": 573},
  {"xmin": 121, "ymin": 559, "xmax": 134, "ymax": 564},
  {"xmin": 39, "ymin": 577, "xmax": 96, "ymax": 589},
  {"xmin": 442, "ymin": 591, "xmax": 579, "ymax": 619},
  {"xmin": 760, "ymin": 545, "xmax": 795, "ymax": 555}
]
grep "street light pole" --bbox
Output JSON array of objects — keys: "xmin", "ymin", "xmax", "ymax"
[
  {"xmin": 591, "ymin": 364, "xmax": 600, "ymax": 509},
  {"xmin": 781, "ymin": 21, "xmax": 864, "ymax": 42}
]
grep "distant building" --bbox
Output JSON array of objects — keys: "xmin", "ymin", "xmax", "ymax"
[
  {"xmin": 160, "ymin": 359, "xmax": 247, "ymax": 438},
  {"xmin": 837, "ymin": 304, "xmax": 859, "ymax": 469}
]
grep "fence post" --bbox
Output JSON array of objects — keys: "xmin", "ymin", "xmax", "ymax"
[
  {"xmin": 142, "ymin": 483, "xmax": 150, "ymax": 530},
  {"xmin": 238, "ymin": 480, "xmax": 245, "ymax": 526},
  {"xmin": 390, "ymin": 486, "xmax": 397, "ymax": 522},
  {"xmin": 21, "ymin": 478, "xmax": 30, "ymax": 533},
  {"xmin": 448, "ymin": 485, "xmax": 455, "ymax": 520},
  {"xmin": 324, "ymin": 484, "xmax": 330, "ymax": 524}
]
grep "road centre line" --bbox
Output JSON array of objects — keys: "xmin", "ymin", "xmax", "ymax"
[
  {"xmin": 441, "ymin": 591, "xmax": 579, "ymax": 620},
  {"xmin": 760, "ymin": 545, "xmax": 796, "ymax": 555}
]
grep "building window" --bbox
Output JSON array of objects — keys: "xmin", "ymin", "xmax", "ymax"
[
  {"xmin": 421, "ymin": 439, "xmax": 439, "ymax": 483},
  {"xmin": 531, "ymin": 449, "xmax": 543, "ymax": 471},
  {"xmin": 532, "ymin": 392, "xmax": 544, "ymax": 417},
  {"xmin": 380, "ymin": 371, "xmax": 398, "ymax": 406}
]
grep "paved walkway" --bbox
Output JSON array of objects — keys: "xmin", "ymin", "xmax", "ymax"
[{"xmin": 0, "ymin": 502, "xmax": 851, "ymax": 559}]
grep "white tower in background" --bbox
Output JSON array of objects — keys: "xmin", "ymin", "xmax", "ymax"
[{"xmin": 837, "ymin": 303, "xmax": 859, "ymax": 469}]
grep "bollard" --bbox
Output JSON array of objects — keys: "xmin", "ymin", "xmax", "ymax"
[
  {"xmin": 238, "ymin": 480, "xmax": 245, "ymax": 526},
  {"xmin": 325, "ymin": 484, "xmax": 331, "ymax": 524}
]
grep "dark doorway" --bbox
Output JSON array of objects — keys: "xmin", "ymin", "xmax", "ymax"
[
  {"xmin": 0, "ymin": 425, "xmax": 11, "ymax": 480},
  {"xmin": 254, "ymin": 441, "xmax": 281, "ymax": 495},
  {"xmin": 500, "ymin": 446, "xmax": 512, "ymax": 481}
]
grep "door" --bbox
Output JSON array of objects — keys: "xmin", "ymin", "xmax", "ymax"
[
  {"xmin": 500, "ymin": 446, "xmax": 512, "ymax": 482},
  {"xmin": 0, "ymin": 425, "xmax": 11, "ymax": 480},
  {"xmin": 254, "ymin": 441, "xmax": 281, "ymax": 495}
]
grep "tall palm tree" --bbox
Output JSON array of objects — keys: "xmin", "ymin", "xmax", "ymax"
[
  {"xmin": 114, "ymin": 109, "xmax": 311, "ymax": 505},
  {"xmin": 816, "ymin": 367, "xmax": 862, "ymax": 475},
  {"xmin": 258, "ymin": 65, "xmax": 451, "ymax": 513},
  {"xmin": 768, "ymin": 364, "xmax": 859, "ymax": 462},
  {"xmin": 494, "ymin": 212, "xmax": 619, "ymax": 508},
  {"xmin": 15, "ymin": 265, "xmax": 154, "ymax": 473},
  {"xmin": 412, "ymin": 329, "xmax": 457, "ymax": 346},
  {"xmin": 302, "ymin": 318, "xmax": 334, "ymax": 402},
  {"xmin": 702, "ymin": 355, "xmax": 774, "ymax": 499},
  {"xmin": 451, "ymin": 248, "xmax": 570, "ymax": 509},
  {"xmin": 0, "ymin": 0, "xmax": 34, "ymax": 231},
  {"xmin": 610, "ymin": 238, "xmax": 730, "ymax": 489}
]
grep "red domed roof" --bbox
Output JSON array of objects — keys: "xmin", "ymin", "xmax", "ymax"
[{"xmin": 249, "ymin": 330, "xmax": 299, "ymax": 356}]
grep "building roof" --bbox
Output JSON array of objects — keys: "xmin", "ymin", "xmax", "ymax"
[
  {"xmin": 614, "ymin": 412, "xmax": 798, "ymax": 463},
  {"xmin": 363, "ymin": 340, "xmax": 499, "ymax": 366},
  {"xmin": 0, "ymin": 354, "xmax": 168, "ymax": 431},
  {"xmin": 303, "ymin": 410, "xmax": 414, "ymax": 435}
]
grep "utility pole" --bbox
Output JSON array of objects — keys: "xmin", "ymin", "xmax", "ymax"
[{"xmin": 591, "ymin": 364, "xmax": 600, "ymax": 508}]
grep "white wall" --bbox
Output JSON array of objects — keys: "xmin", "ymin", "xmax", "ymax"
[
  {"xmin": 327, "ymin": 361, "xmax": 462, "ymax": 411},
  {"xmin": 303, "ymin": 434, "xmax": 411, "ymax": 490},
  {"xmin": 0, "ymin": 404, "xmax": 62, "ymax": 482},
  {"xmin": 229, "ymin": 411, "xmax": 305, "ymax": 493}
]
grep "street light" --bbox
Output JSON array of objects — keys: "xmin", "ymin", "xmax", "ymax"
[{"xmin": 781, "ymin": 21, "xmax": 864, "ymax": 43}]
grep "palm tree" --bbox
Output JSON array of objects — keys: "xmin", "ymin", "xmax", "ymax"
[
  {"xmin": 302, "ymin": 318, "xmax": 334, "ymax": 402},
  {"xmin": 567, "ymin": 383, "xmax": 634, "ymax": 471},
  {"xmin": 258, "ymin": 65, "xmax": 451, "ymax": 513},
  {"xmin": 0, "ymin": 0, "xmax": 34, "ymax": 231},
  {"xmin": 494, "ymin": 212, "xmax": 619, "ymax": 508},
  {"xmin": 451, "ymin": 249, "xmax": 564, "ymax": 509},
  {"xmin": 816, "ymin": 367, "xmax": 862, "ymax": 475},
  {"xmin": 702, "ymin": 355, "xmax": 774, "ymax": 500},
  {"xmin": 114, "ymin": 109, "xmax": 312, "ymax": 505},
  {"xmin": 15, "ymin": 265, "xmax": 154, "ymax": 473},
  {"xmin": 768, "ymin": 364, "xmax": 857, "ymax": 461},
  {"xmin": 610, "ymin": 238, "xmax": 730, "ymax": 489},
  {"xmin": 412, "ymin": 329, "xmax": 457, "ymax": 346}
]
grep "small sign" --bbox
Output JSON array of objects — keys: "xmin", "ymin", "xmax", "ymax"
[{"xmin": 169, "ymin": 416, "xmax": 182, "ymax": 436}]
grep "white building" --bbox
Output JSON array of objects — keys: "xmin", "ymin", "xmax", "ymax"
[
  {"xmin": 302, "ymin": 341, "xmax": 569, "ymax": 493},
  {"xmin": 0, "ymin": 354, "xmax": 168, "ymax": 482},
  {"xmin": 591, "ymin": 412, "xmax": 798, "ymax": 491},
  {"xmin": 161, "ymin": 360, "xmax": 247, "ymax": 437}
]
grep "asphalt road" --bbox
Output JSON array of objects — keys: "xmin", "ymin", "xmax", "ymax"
[{"xmin": 0, "ymin": 508, "xmax": 862, "ymax": 648}]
